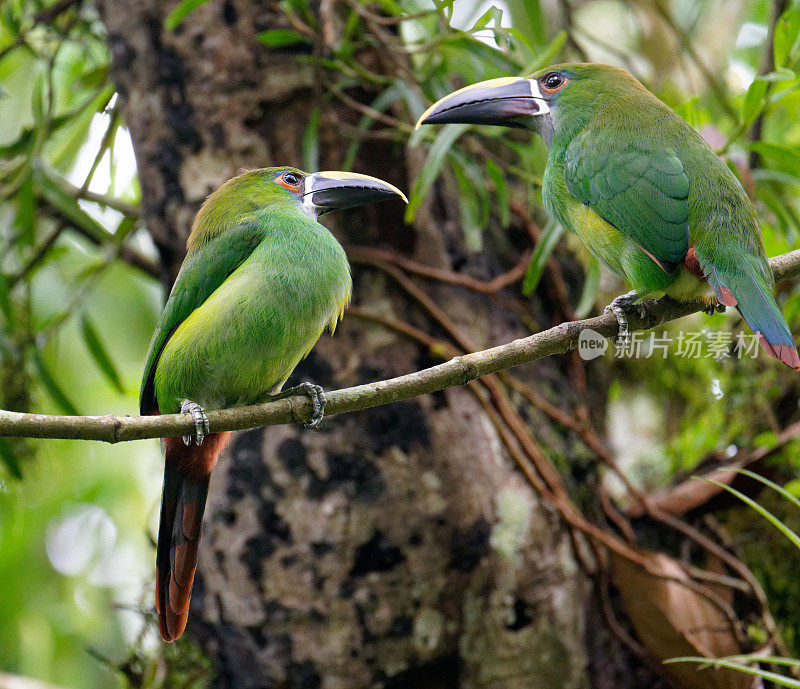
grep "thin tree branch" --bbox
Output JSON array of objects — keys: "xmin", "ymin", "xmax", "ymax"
[
  {"xmin": 54, "ymin": 174, "xmax": 141, "ymax": 219},
  {"xmin": 748, "ymin": 0, "xmax": 789, "ymax": 169},
  {"xmin": 1, "ymin": 250, "xmax": 799, "ymax": 443}
]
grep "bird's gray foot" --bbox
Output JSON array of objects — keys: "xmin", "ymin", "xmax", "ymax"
[
  {"xmin": 604, "ymin": 290, "xmax": 642, "ymax": 346},
  {"xmin": 703, "ymin": 301, "xmax": 727, "ymax": 315},
  {"xmin": 180, "ymin": 399, "xmax": 209, "ymax": 446},
  {"xmin": 280, "ymin": 382, "xmax": 327, "ymax": 429}
]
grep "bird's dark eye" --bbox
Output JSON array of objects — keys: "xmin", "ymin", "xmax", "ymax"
[
  {"xmin": 541, "ymin": 72, "xmax": 566, "ymax": 93},
  {"xmin": 278, "ymin": 171, "xmax": 303, "ymax": 192}
]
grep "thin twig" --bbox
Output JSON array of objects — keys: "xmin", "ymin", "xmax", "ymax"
[
  {"xmin": 650, "ymin": 1, "xmax": 739, "ymax": 121},
  {"xmin": 346, "ymin": 245, "xmax": 531, "ymax": 294}
]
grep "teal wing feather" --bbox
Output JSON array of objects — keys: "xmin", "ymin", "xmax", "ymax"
[
  {"xmin": 564, "ymin": 134, "xmax": 690, "ymax": 272},
  {"xmin": 140, "ymin": 222, "xmax": 265, "ymax": 414}
]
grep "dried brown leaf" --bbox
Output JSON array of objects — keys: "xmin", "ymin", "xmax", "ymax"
[{"xmin": 613, "ymin": 548, "xmax": 755, "ymax": 689}]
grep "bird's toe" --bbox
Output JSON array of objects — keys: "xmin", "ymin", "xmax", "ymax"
[{"xmin": 180, "ymin": 399, "xmax": 209, "ymax": 445}]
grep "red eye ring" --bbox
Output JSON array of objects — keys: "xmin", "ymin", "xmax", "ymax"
[
  {"xmin": 277, "ymin": 172, "xmax": 303, "ymax": 192},
  {"xmin": 540, "ymin": 72, "xmax": 567, "ymax": 94}
]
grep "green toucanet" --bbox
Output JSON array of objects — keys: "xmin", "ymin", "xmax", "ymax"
[
  {"xmin": 139, "ymin": 167, "xmax": 407, "ymax": 641},
  {"xmin": 416, "ymin": 63, "xmax": 799, "ymax": 369}
]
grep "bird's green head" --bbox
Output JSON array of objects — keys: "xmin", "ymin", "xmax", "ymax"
[
  {"xmin": 415, "ymin": 63, "xmax": 648, "ymax": 146},
  {"xmin": 189, "ymin": 167, "xmax": 407, "ymax": 251}
]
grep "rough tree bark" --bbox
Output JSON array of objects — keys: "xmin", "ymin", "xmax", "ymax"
[{"xmin": 96, "ymin": 2, "xmax": 646, "ymax": 687}]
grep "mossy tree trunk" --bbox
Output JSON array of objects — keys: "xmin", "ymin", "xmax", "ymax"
[{"xmin": 96, "ymin": 1, "xmax": 646, "ymax": 687}]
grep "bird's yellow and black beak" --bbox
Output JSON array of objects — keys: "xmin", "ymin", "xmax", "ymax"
[
  {"xmin": 415, "ymin": 76, "xmax": 549, "ymax": 130},
  {"xmin": 303, "ymin": 171, "xmax": 407, "ymax": 215}
]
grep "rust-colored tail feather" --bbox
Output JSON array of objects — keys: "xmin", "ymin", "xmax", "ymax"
[{"xmin": 157, "ymin": 431, "xmax": 231, "ymax": 642}]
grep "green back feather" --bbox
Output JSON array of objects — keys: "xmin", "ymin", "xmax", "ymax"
[
  {"xmin": 564, "ymin": 139, "xmax": 689, "ymax": 270},
  {"xmin": 140, "ymin": 220, "xmax": 267, "ymax": 414}
]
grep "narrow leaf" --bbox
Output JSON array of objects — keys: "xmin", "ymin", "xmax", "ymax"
[
  {"xmin": 450, "ymin": 151, "xmax": 488, "ymax": 251},
  {"xmin": 15, "ymin": 171, "xmax": 35, "ymax": 246},
  {"xmin": 165, "ymin": 0, "xmax": 213, "ymax": 30},
  {"xmin": 698, "ymin": 476, "xmax": 800, "ymax": 550},
  {"xmin": 774, "ymin": 7, "xmax": 800, "ymax": 68},
  {"xmin": 0, "ymin": 273, "xmax": 12, "ymax": 323},
  {"xmin": 523, "ymin": 31, "xmax": 566, "ymax": 74},
  {"xmin": 508, "ymin": 0, "xmax": 546, "ymax": 47},
  {"xmin": 32, "ymin": 350, "xmax": 80, "ymax": 416},
  {"xmin": 406, "ymin": 123, "xmax": 469, "ymax": 223},
  {"xmin": 33, "ymin": 168, "xmax": 113, "ymax": 244},
  {"xmin": 666, "ymin": 657, "xmax": 800, "ymax": 688},
  {"xmin": 575, "ymin": 257, "xmax": 600, "ymax": 318},
  {"xmin": 746, "ymin": 141, "xmax": 800, "ymax": 176},
  {"xmin": 257, "ymin": 29, "xmax": 311, "ymax": 49},
  {"xmin": 0, "ymin": 439, "xmax": 22, "ymax": 479},
  {"xmin": 742, "ymin": 78, "xmax": 768, "ymax": 125},
  {"xmin": 522, "ymin": 221, "xmax": 563, "ymax": 296},
  {"xmin": 302, "ymin": 108, "xmax": 321, "ymax": 173},
  {"xmin": 729, "ymin": 468, "xmax": 800, "ymax": 511},
  {"xmin": 469, "ymin": 6, "xmax": 502, "ymax": 32},
  {"xmin": 343, "ymin": 81, "xmax": 407, "ymax": 170},
  {"xmin": 80, "ymin": 315, "xmax": 125, "ymax": 394},
  {"xmin": 486, "ymin": 160, "xmax": 510, "ymax": 228}
]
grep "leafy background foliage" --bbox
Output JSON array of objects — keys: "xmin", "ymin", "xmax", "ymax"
[{"xmin": 1, "ymin": 0, "xmax": 799, "ymax": 687}]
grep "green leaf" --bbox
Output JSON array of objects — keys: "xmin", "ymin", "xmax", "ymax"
[
  {"xmin": 450, "ymin": 151, "xmax": 489, "ymax": 251},
  {"xmin": 674, "ymin": 96, "xmax": 700, "ymax": 129},
  {"xmin": 508, "ymin": 0, "xmax": 546, "ymax": 47},
  {"xmin": 522, "ymin": 221, "xmax": 563, "ymax": 296},
  {"xmin": 755, "ymin": 68, "xmax": 797, "ymax": 81},
  {"xmin": 0, "ymin": 128, "xmax": 34, "ymax": 158},
  {"xmin": 437, "ymin": 34, "xmax": 520, "ymax": 75},
  {"xmin": 774, "ymin": 7, "xmax": 800, "ymax": 69},
  {"xmin": 80, "ymin": 315, "xmax": 125, "ymax": 394},
  {"xmin": 302, "ymin": 108, "xmax": 320, "ymax": 173},
  {"xmin": 575, "ymin": 256, "xmax": 600, "ymax": 318},
  {"xmin": 75, "ymin": 65, "xmax": 109, "ymax": 90},
  {"xmin": 486, "ymin": 159, "xmax": 510, "ymax": 228},
  {"xmin": 343, "ymin": 81, "xmax": 410, "ymax": 170},
  {"xmin": 406, "ymin": 123, "xmax": 469, "ymax": 223},
  {"xmin": 257, "ymin": 29, "xmax": 311, "ymax": 49},
  {"xmin": 469, "ymin": 5, "xmax": 503, "ymax": 32},
  {"xmin": 0, "ymin": 439, "xmax": 22, "ymax": 479},
  {"xmin": 746, "ymin": 141, "xmax": 800, "ymax": 176},
  {"xmin": 47, "ymin": 84, "xmax": 116, "ymax": 171},
  {"xmin": 717, "ymin": 655, "xmax": 800, "ymax": 668},
  {"xmin": 500, "ymin": 27, "xmax": 537, "ymax": 63},
  {"xmin": 522, "ymin": 31, "xmax": 566, "ymax": 74},
  {"xmin": 31, "ymin": 72, "xmax": 46, "ymax": 123},
  {"xmin": 31, "ymin": 350, "xmax": 79, "ymax": 416},
  {"xmin": 15, "ymin": 171, "xmax": 35, "ymax": 246},
  {"xmin": 730, "ymin": 468, "xmax": 800, "ymax": 511},
  {"xmin": 696, "ymin": 476, "xmax": 800, "ymax": 550},
  {"xmin": 665, "ymin": 657, "xmax": 800, "ymax": 688},
  {"xmin": 164, "ymin": 0, "xmax": 213, "ymax": 30},
  {"xmin": 759, "ymin": 183, "xmax": 799, "ymax": 235},
  {"xmin": 742, "ymin": 78, "xmax": 768, "ymax": 125},
  {"xmin": 0, "ymin": 272, "xmax": 12, "ymax": 323},
  {"xmin": 33, "ymin": 167, "xmax": 113, "ymax": 244}
]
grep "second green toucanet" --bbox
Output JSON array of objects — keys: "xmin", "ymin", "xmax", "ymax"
[
  {"xmin": 139, "ymin": 167, "xmax": 406, "ymax": 641},
  {"xmin": 417, "ymin": 63, "xmax": 798, "ymax": 369}
]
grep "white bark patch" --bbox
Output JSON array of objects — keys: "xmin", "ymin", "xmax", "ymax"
[{"xmin": 490, "ymin": 487, "xmax": 533, "ymax": 561}]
